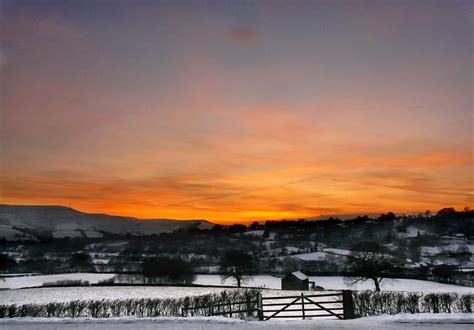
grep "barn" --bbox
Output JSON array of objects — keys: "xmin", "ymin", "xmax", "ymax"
[{"xmin": 281, "ymin": 271, "xmax": 310, "ymax": 290}]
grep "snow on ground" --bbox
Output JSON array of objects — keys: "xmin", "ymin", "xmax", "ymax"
[
  {"xmin": 0, "ymin": 284, "xmax": 340, "ymax": 306},
  {"xmin": 285, "ymin": 247, "xmax": 302, "ymax": 253},
  {"xmin": 0, "ymin": 286, "xmax": 231, "ymax": 305},
  {"xmin": 82, "ymin": 231, "xmax": 103, "ymax": 238},
  {"xmin": 0, "ymin": 273, "xmax": 40, "ymax": 277},
  {"xmin": 421, "ymin": 246, "xmax": 441, "ymax": 255},
  {"xmin": 306, "ymin": 276, "xmax": 474, "ymax": 293},
  {"xmin": 283, "ymin": 249, "xmax": 350, "ymax": 260},
  {"xmin": 323, "ymin": 248, "xmax": 351, "ymax": 256},
  {"xmin": 242, "ymin": 230, "xmax": 265, "ymax": 237},
  {"xmin": 0, "ymin": 226, "xmax": 38, "ymax": 241},
  {"xmin": 1, "ymin": 274, "xmax": 472, "ymax": 305},
  {"xmin": 421, "ymin": 244, "xmax": 474, "ymax": 256},
  {"xmin": 2, "ymin": 273, "xmax": 473, "ymax": 293},
  {"xmin": 406, "ymin": 226, "xmax": 424, "ymax": 238},
  {"xmin": 287, "ymin": 251, "xmax": 329, "ymax": 261},
  {"xmin": 307, "ymin": 276, "xmax": 474, "ymax": 293},
  {"xmin": 0, "ymin": 314, "xmax": 473, "ymax": 330},
  {"xmin": 194, "ymin": 274, "xmax": 474, "ymax": 293}
]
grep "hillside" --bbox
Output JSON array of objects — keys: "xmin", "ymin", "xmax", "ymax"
[
  {"xmin": 1, "ymin": 206, "xmax": 472, "ymax": 286},
  {"xmin": 0, "ymin": 205, "xmax": 214, "ymax": 240}
]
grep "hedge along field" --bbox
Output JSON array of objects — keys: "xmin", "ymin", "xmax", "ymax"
[
  {"xmin": 353, "ymin": 291, "xmax": 473, "ymax": 317},
  {"xmin": 0, "ymin": 289, "xmax": 260, "ymax": 319},
  {"xmin": 1, "ymin": 289, "xmax": 472, "ymax": 319}
]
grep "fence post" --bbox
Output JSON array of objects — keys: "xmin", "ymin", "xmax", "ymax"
[
  {"xmin": 301, "ymin": 293, "xmax": 305, "ymax": 320},
  {"xmin": 342, "ymin": 290, "xmax": 355, "ymax": 319},
  {"xmin": 257, "ymin": 292, "xmax": 264, "ymax": 321},
  {"xmin": 246, "ymin": 294, "xmax": 252, "ymax": 317}
]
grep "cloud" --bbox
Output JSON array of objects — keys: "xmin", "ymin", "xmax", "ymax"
[
  {"xmin": 0, "ymin": 10, "xmax": 85, "ymax": 56},
  {"xmin": 349, "ymin": 151, "xmax": 473, "ymax": 168},
  {"xmin": 226, "ymin": 27, "xmax": 259, "ymax": 46}
]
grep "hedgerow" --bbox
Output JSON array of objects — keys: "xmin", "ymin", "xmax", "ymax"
[
  {"xmin": 353, "ymin": 291, "xmax": 473, "ymax": 317},
  {"xmin": 0, "ymin": 288, "xmax": 260, "ymax": 319}
]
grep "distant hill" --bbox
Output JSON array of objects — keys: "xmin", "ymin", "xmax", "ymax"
[{"xmin": 0, "ymin": 204, "xmax": 214, "ymax": 241}]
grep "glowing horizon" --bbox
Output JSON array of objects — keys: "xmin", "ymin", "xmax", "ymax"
[{"xmin": 0, "ymin": 1, "xmax": 472, "ymax": 224}]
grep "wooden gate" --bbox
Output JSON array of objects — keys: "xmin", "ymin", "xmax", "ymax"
[
  {"xmin": 180, "ymin": 290, "xmax": 355, "ymax": 321},
  {"xmin": 258, "ymin": 290, "xmax": 354, "ymax": 320}
]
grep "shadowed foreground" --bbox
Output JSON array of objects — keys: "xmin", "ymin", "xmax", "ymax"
[{"xmin": 0, "ymin": 314, "xmax": 473, "ymax": 330}]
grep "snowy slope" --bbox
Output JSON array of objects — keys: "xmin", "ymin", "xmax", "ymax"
[
  {"xmin": 0, "ymin": 205, "xmax": 214, "ymax": 240},
  {"xmin": 0, "ymin": 225, "xmax": 38, "ymax": 241}
]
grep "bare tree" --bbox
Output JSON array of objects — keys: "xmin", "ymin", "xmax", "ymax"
[
  {"xmin": 344, "ymin": 242, "xmax": 396, "ymax": 291},
  {"xmin": 70, "ymin": 253, "xmax": 93, "ymax": 272},
  {"xmin": 0, "ymin": 253, "xmax": 16, "ymax": 273},
  {"xmin": 220, "ymin": 250, "xmax": 255, "ymax": 288},
  {"xmin": 431, "ymin": 264, "xmax": 457, "ymax": 282},
  {"xmin": 142, "ymin": 257, "xmax": 195, "ymax": 284},
  {"xmin": 437, "ymin": 207, "xmax": 456, "ymax": 216}
]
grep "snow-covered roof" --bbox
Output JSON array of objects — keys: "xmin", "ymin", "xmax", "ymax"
[{"xmin": 292, "ymin": 271, "xmax": 308, "ymax": 281}]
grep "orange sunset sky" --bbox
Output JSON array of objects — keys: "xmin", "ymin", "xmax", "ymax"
[{"xmin": 0, "ymin": 1, "xmax": 472, "ymax": 223}]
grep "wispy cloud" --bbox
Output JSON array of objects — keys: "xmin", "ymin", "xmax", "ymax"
[
  {"xmin": 0, "ymin": 10, "xmax": 85, "ymax": 56},
  {"xmin": 1, "ymin": 1, "xmax": 471, "ymax": 222}
]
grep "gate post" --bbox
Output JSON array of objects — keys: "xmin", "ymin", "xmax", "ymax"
[
  {"xmin": 342, "ymin": 290, "xmax": 355, "ymax": 319},
  {"xmin": 301, "ymin": 293, "xmax": 305, "ymax": 320},
  {"xmin": 257, "ymin": 292, "xmax": 264, "ymax": 320},
  {"xmin": 246, "ymin": 294, "xmax": 252, "ymax": 317}
]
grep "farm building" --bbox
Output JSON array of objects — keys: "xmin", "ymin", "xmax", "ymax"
[{"xmin": 282, "ymin": 271, "xmax": 310, "ymax": 290}]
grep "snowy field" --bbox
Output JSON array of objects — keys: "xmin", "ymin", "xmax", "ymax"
[
  {"xmin": 2, "ymin": 273, "xmax": 473, "ymax": 293},
  {"xmin": 194, "ymin": 274, "xmax": 474, "ymax": 293},
  {"xmin": 0, "ymin": 314, "xmax": 473, "ymax": 329},
  {"xmin": 0, "ymin": 286, "xmax": 233, "ymax": 305},
  {"xmin": 1, "ymin": 273, "xmax": 472, "ymax": 305}
]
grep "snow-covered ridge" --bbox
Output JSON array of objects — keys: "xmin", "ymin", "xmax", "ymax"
[{"xmin": 0, "ymin": 205, "xmax": 214, "ymax": 240}]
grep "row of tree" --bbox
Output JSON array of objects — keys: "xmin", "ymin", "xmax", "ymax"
[
  {"xmin": 0, "ymin": 241, "xmax": 465, "ymax": 292},
  {"xmin": 138, "ymin": 242, "xmax": 464, "ymax": 291}
]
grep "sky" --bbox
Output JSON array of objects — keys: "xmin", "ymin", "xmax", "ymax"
[{"xmin": 0, "ymin": 0, "xmax": 472, "ymax": 223}]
